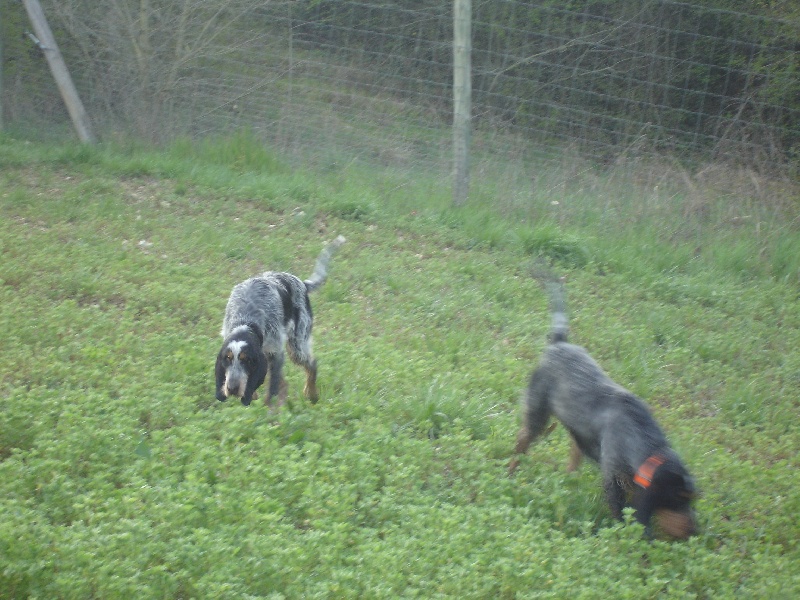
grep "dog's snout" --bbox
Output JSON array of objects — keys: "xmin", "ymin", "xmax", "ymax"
[{"xmin": 656, "ymin": 509, "xmax": 697, "ymax": 539}]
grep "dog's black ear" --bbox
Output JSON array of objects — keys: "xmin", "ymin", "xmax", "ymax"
[
  {"xmin": 241, "ymin": 350, "xmax": 267, "ymax": 406},
  {"xmin": 681, "ymin": 474, "xmax": 697, "ymax": 497},
  {"xmin": 656, "ymin": 469, "xmax": 695, "ymax": 503},
  {"xmin": 215, "ymin": 350, "xmax": 228, "ymax": 402},
  {"xmin": 633, "ymin": 487, "xmax": 656, "ymax": 529}
]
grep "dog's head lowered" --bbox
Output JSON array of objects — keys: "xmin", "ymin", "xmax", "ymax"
[
  {"xmin": 633, "ymin": 454, "xmax": 698, "ymax": 539},
  {"xmin": 215, "ymin": 328, "xmax": 267, "ymax": 406}
]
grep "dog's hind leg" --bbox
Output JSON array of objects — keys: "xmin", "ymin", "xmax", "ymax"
[
  {"xmin": 509, "ymin": 368, "xmax": 555, "ymax": 474},
  {"xmin": 306, "ymin": 362, "xmax": 318, "ymax": 402},
  {"xmin": 567, "ymin": 438, "xmax": 583, "ymax": 472},
  {"xmin": 287, "ymin": 336, "xmax": 319, "ymax": 403},
  {"xmin": 300, "ymin": 358, "xmax": 318, "ymax": 403}
]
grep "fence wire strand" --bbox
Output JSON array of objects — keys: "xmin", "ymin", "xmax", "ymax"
[{"xmin": 1, "ymin": 0, "xmax": 797, "ymax": 173}]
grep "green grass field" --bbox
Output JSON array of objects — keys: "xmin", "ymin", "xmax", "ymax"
[{"xmin": 1, "ymin": 135, "xmax": 799, "ymax": 598}]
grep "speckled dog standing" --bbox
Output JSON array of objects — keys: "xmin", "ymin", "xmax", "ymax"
[
  {"xmin": 215, "ymin": 236, "xmax": 345, "ymax": 408},
  {"xmin": 509, "ymin": 279, "xmax": 697, "ymax": 539}
]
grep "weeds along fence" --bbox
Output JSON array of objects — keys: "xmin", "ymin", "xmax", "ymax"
[{"xmin": 2, "ymin": 1, "xmax": 798, "ymax": 178}]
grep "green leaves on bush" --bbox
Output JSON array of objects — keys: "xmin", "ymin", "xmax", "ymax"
[{"xmin": 1, "ymin": 138, "xmax": 799, "ymax": 598}]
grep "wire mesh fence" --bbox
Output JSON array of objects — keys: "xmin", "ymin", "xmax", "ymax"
[{"xmin": 2, "ymin": 0, "xmax": 798, "ymax": 176}]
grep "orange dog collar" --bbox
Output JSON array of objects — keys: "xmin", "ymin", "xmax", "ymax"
[{"xmin": 634, "ymin": 454, "xmax": 666, "ymax": 489}]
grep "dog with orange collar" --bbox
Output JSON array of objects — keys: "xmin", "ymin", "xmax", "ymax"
[{"xmin": 509, "ymin": 278, "xmax": 697, "ymax": 539}]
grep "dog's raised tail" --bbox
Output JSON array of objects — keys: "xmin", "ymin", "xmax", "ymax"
[
  {"xmin": 547, "ymin": 277, "xmax": 569, "ymax": 343},
  {"xmin": 304, "ymin": 235, "xmax": 346, "ymax": 292}
]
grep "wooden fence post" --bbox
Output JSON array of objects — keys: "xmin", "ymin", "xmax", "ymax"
[
  {"xmin": 452, "ymin": 0, "xmax": 471, "ymax": 206},
  {"xmin": 23, "ymin": 0, "xmax": 95, "ymax": 143}
]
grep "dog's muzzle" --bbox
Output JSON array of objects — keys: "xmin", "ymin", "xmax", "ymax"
[{"xmin": 217, "ymin": 381, "xmax": 244, "ymax": 402}]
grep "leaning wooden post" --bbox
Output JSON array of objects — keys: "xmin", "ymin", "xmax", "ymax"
[
  {"xmin": 0, "ymin": 4, "xmax": 4, "ymax": 132},
  {"xmin": 22, "ymin": 0, "xmax": 95, "ymax": 143},
  {"xmin": 452, "ymin": 0, "xmax": 471, "ymax": 206}
]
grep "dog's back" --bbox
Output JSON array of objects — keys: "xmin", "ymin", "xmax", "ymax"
[
  {"xmin": 222, "ymin": 235, "xmax": 346, "ymax": 344},
  {"xmin": 540, "ymin": 341, "xmax": 668, "ymax": 465},
  {"xmin": 223, "ymin": 273, "xmax": 308, "ymax": 354}
]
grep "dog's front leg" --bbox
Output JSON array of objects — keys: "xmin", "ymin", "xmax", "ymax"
[
  {"xmin": 508, "ymin": 427, "xmax": 532, "ymax": 475},
  {"xmin": 266, "ymin": 353, "xmax": 287, "ymax": 408},
  {"xmin": 632, "ymin": 493, "xmax": 658, "ymax": 537},
  {"xmin": 604, "ymin": 476, "xmax": 627, "ymax": 521},
  {"xmin": 567, "ymin": 438, "xmax": 583, "ymax": 472}
]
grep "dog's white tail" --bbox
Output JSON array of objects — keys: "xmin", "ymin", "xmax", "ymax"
[{"xmin": 304, "ymin": 235, "xmax": 346, "ymax": 292}]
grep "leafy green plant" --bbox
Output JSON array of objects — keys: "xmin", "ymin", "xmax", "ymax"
[{"xmin": 1, "ymin": 137, "xmax": 798, "ymax": 598}]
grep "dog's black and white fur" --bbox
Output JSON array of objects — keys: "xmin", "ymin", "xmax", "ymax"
[
  {"xmin": 215, "ymin": 236, "xmax": 345, "ymax": 407},
  {"xmin": 509, "ymin": 278, "xmax": 698, "ymax": 539}
]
